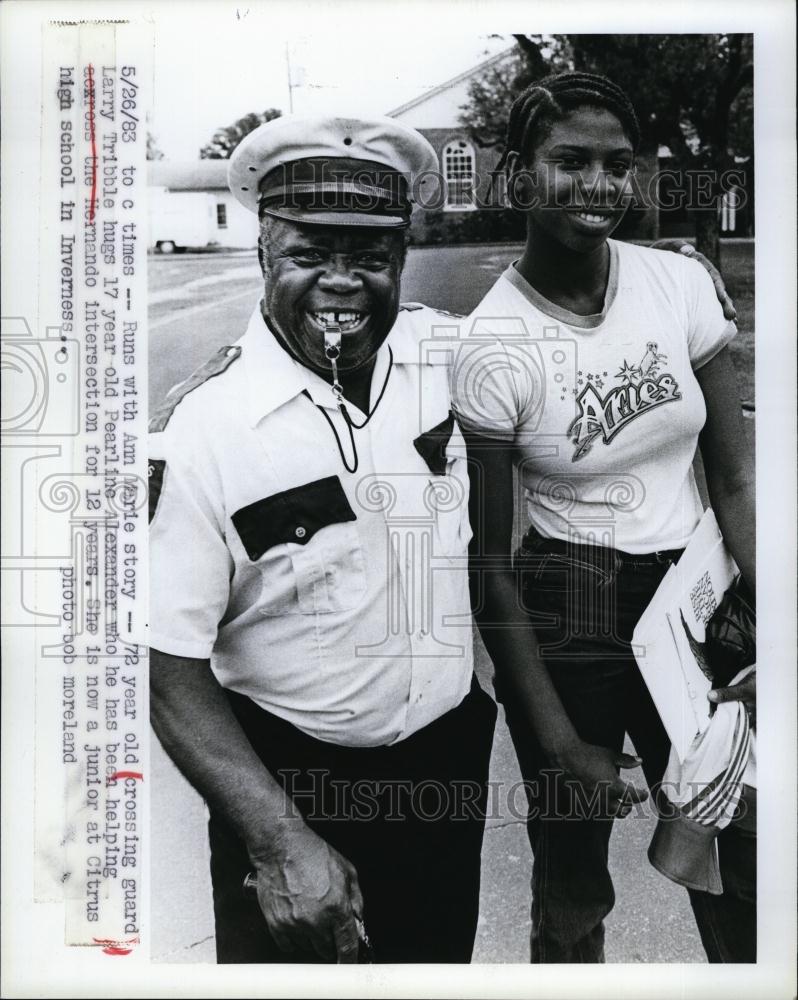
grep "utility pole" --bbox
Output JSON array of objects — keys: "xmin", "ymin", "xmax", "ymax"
[{"xmin": 285, "ymin": 43, "xmax": 294, "ymax": 113}]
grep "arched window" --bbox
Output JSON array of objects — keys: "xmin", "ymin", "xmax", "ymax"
[{"xmin": 443, "ymin": 139, "xmax": 476, "ymax": 211}]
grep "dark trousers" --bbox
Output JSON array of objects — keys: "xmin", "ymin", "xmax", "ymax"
[
  {"xmin": 208, "ymin": 677, "xmax": 497, "ymax": 964},
  {"xmin": 509, "ymin": 527, "xmax": 756, "ymax": 963},
  {"xmin": 687, "ymin": 794, "xmax": 757, "ymax": 963}
]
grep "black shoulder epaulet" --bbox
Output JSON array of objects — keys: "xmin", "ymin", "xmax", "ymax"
[
  {"xmin": 400, "ymin": 302, "xmax": 464, "ymax": 319},
  {"xmin": 149, "ymin": 345, "xmax": 242, "ymax": 433}
]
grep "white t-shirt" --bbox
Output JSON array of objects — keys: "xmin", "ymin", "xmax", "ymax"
[{"xmin": 452, "ymin": 240, "xmax": 736, "ymax": 553}]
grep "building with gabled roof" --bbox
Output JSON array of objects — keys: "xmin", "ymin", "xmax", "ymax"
[
  {"xmin": 387, "ymin": 48, "xmax": 514, "ymax": 129},
  {"xmin": 387, "ymin": 48, "xmax": 525, "ymax": 244},
  {"xmin": 146, "ymin": 47, "xmax": 751, "ymax": 251}
]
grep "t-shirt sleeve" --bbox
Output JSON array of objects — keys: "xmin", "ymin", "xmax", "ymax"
[
  {"xmin": 450, "ymin": 325, "xmax": 539, "ymax": 440},
  {"xmin": 148, "ymin": 410, "xmax": 233, "ymax": 659},
  {"xmin": 683, "ymin": 257, "xmax": 737, "ymax": 370}
]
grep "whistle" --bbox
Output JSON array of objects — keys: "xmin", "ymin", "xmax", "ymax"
[{"xmin": 324, "ymin": 323, "xmax": 342, "ymax": 361}]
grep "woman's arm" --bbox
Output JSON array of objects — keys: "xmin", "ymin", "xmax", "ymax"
[
  {"xmin": 464, "ymin": 430, "xmax": 648, "ymax": 813},
  {"xmin": 695, "ymin": 346, "xmax": 755, "ymax": 592},
  {"xmin": 695, "ymin": 346, "xmax": 756, "ymax": 715}
]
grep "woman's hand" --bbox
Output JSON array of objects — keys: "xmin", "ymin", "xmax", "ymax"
[
  {"xmin": 550, "ymin": 739, "xmax": 650, "ymax": 819},
  {"xmin": 708, "ymin": 666, "xmax": 756, "ymax": 728},
  {"xmin": 650, "ymin": 239, "xmax": 737, "ymax": 321}
]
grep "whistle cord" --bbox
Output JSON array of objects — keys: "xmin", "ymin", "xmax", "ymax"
[
  {"xmin": 312, "ymin": 347, "xmax": 394, "ymax": 474},
  {"xmin": 342, "ymin": 346, "xmax": 394, "ymax": 429},
  {"xmin": 317, "ymin": 406, "xmax": 359, "ymax": 474}
]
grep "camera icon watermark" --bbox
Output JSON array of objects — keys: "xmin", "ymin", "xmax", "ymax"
[
  {"xmin": 353, "ymin": 470, "xmax": 471, "ymax": 659},
  {"xmin": 431, "ymin": 315, "xmax": 580, "ymax": 448},
  {"xmin": 1, "ymin": 316, "xmax": 80, "ymax": 437},
  {"xmin": 1, "ymin": 316, "xmax": 84, "ymax": 631}
]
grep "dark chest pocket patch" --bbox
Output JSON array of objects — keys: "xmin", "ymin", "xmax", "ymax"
[
  {"xmin": 232, "ymin": 476, "xmax": 357, "ymax": 561},
  {"xmin": 413, "ymin": 411, "xmax": 455, "ymax": 475}
]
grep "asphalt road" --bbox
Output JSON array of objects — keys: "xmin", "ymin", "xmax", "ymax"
[
  {"xmin": 148, "ymin": 245, "xmax": 725, "ymax": 964},
  {"xmin": 147, "ymin": 244, "xmax": 523, "ymax": 407}
]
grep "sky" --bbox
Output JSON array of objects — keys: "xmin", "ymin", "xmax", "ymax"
[{"xmin": 149, "ymin": 6, "xmax": 512, "ymax": 160}]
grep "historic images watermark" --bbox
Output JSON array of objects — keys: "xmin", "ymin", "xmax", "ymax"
[
  {"xmin": 263, "ymin": 158, "xmax": 750, "ymax": 215},
  {"xmin": 274, "ymin": 771, "xmax": 753, "ymax": 825}
]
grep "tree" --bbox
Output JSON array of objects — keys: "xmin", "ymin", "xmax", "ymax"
[
  {"xmin": 569, "ymin": 34, "xmax": 753, "ymax": 260},
  {"xmin": 147, "ymin": 131, "xmax": 165, "ymax": 160},
  {"xmin": 200, "ymin": 108, "xmax": 283, "ymax": 160},
  {"xmin": 459, "ymin": 36, "xmax": 570, "ymax": 149},
  {"xmin": 460, "ymin": 35, "xmax": 754, "ymax": 259}
]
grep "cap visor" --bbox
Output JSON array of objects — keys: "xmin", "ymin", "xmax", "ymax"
[{"xmin": 260, "ymin": 205, "xmax": 409, "ymax": 229}]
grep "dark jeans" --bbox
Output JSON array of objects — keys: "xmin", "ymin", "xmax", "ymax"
[
  {"xmin": 208, "ymin": 676, "xmax": 497, "ymax": 964},
  {"xmin": 688, "ymin": 790, "xmax": 757, "ymax": 963},
  {"xmin": 507, "ymin": 526, "xmax": 755, "ymax": 963}
]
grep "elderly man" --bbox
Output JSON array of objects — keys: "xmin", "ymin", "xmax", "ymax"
[{"xmin": 148, "ymin": 116, "xmax": 497, "ymax": 965}]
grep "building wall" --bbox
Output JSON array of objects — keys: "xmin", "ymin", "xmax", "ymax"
[
  {"xmin": 148, "ymin": 161, "xmax": 259, "ymax": 250},
  {"xmin": 390, "ymin": 77, "xmax": 475, "ymax": 130},
  {"xmin": 407, "ymin": 128, "xmax": 515, "ymax": 244},
  {"xmin": 146, "ymin": 186, "xmax": 258, "ymax": 250},
  {"xmin": 211, "ymin": 191, "xmax": 258, "ymax": 248}
]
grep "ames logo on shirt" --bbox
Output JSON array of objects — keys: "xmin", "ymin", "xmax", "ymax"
[{"xmin": 565, "ymin": 342, "xmax": 682, "ymax": 461}]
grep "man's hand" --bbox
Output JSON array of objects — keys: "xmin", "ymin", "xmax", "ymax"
[
  {"xmin": 551, "ymin": 739, "xmax": 649, "ymax": 819},
  {"xmin": 150, "ymin": 653, "xmax": 364, "ymax": 960},
  {"xmin": 253, "ymin": 822, "xmax": 364, "ymax": 963},
  {"xmin": 650, "ymin": 239, "xmax": 737, "ymax": 322},
  {"xmin": 708, "ymin": 667, "xmax": 756, "ymax": 728}
]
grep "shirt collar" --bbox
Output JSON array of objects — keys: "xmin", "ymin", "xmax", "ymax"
[
  {"xmin": 240, "ymin": 300, "xmax": 441, "ymax": 427},
  {"xmin": 240, "ymin": 303, "xmax": 316, "ymax": 427},
  {"xmin": 501, "ymin": 240, "xmax": 620, "ymax": 330}
]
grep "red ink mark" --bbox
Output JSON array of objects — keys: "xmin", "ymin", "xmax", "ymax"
[
  {"xmin": 93, "ymin": 935, "xmax": 139, "ymax": 956},
  {"xmin": 107, "ymin": 770, "xmax": 144, "ymax": 783},
  {"xmin": 87, "ymin": 64, "xmax": 97, "ymax": 222}
]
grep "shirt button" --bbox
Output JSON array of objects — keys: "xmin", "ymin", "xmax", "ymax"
[{"xmin": 295, "ymin": 526, "xmax": 307, "ymax": 539}]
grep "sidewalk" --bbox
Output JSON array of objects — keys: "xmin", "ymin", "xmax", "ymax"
[{"xmin": 150, "ymin": 644, "xmax": 704, "ymax": 964}]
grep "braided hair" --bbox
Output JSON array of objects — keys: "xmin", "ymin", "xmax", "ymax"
[{"xmin": 496, "ymin": 71, "xmax": 641, "ymax": 175}]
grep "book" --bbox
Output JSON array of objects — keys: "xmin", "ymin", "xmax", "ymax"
[{"xmin": 632, "ymin": 509, "xmax": 738, "ymax": 763}]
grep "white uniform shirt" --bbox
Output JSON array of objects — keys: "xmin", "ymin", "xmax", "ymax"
[
  {"xmin": 451, "ymin": 240, "xmax": 737, "ymax": 553},
  {"xmin": 149, "ymin": 303, "xmax": 473, "ymax": 747}
]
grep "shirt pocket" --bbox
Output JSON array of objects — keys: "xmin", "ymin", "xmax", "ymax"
[{"xmin": 232, "ymin": 476, "xmax": 367, "ymax": 615}]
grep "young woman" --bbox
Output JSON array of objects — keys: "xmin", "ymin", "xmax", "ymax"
[{"xmin": 452, "ymin": 72, "xmax": 756, "ymax": 963}]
